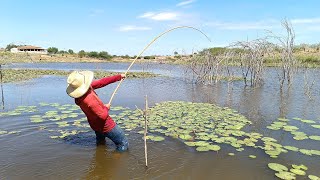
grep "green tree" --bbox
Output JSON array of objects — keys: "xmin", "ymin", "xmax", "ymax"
[
  {"xmin": 5, "ymin": 43, "xmax": 18, "ymax": 51},
  {"xmin": 174, "ymin": 51, "xmax": 178, "ymax": 55},
  {"xmin": 98, "ymin": 51, "xmax": 111, "ymax": 59},
  {"xmin": 68, "ymin": 49, "xmax": 74, "ymax": 54},
  {"xmin": 87, "ymin": 51, "xmax": 99, "ymax": 58},
  {"xmin": 78, "ymin": 50, "xmax": 86, "ymax": 58},
  {"xmin": 47, "ymin": 47, "xmax": 59, "ymax": 54},
  {"xmin": 144, "ymin": 56, "xmax": 156, "ymax": 59},
  {"xmin": 58, "ymin": 50, "xmax": 68, "ymax": 54}
]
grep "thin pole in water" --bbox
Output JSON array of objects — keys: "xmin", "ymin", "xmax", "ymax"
[
  {"xmin": 144, "ymin": 95, "xmax": 148, "ymax": 167},
  {"xmin": 0, "ymin": 65, "xmax": 4, "ymax": 109}
]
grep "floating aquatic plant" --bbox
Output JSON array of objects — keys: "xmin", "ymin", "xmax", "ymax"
[
  {"xmin": 283, "ymin": 146, "xmax": 299, "ymax": 152},
  {"xmin": 275, "ymin": 171, "xmax": 296, "ymax": 180},
  {"xmin": 196, "ymin": 146, "xmax": 210, "ymax": 152},
  {"xmin": 268, "ymin": 163, "xmax": 288, "ymax": 172},
  {"xmin": 290, "ymin": 168, "xmax": 306, "ymax": 176},
  {"xmin": 309, "ymin": 136, "xmax": 320, "ymax": 141},
  {"xmin": 311, "ymin": 125, "xmax": 320, "ymax": 129},
  {"xmin": 308, "ymin": 175, "xmax": 320, "ymax": 180}
]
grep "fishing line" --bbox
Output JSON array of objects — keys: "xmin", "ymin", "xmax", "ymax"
[{"xmin": 108, "ymin": 26, "xmax": 211, "ymax": 105}]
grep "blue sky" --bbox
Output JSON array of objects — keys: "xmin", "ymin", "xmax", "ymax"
[{"xmin": 1, "ymin": 0, "xmax": 320, "ymax": 55}]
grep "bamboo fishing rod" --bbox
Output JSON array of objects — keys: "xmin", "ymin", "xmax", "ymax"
[{"xmin": 108, "ymin": 26, "xmax": 211, "ymax": 105}]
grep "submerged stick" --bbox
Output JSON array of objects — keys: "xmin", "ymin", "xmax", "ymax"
[
  {"xmin": 108, "ymin": 26, "xmax": 211, "ymax": 105},
  {"xmin": 144, "ymin": 95, "xmax": 148, "ymax": 167},
  {"xmin": 0, "ymin": 65, "xmax": 4, "ymax": 109}
]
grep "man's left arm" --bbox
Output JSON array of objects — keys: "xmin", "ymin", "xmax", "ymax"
[{"xmin": 91, "ymin": 74, "xmax": 125, "ymax": 89}]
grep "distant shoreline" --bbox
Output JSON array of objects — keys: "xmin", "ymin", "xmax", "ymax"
[
  {"xmin": 0, "ymin": 52, "xmax": 183, "ymax": 64},
  {"xmin": 2, "ymin": 51, "xmax": 320, "ymax": 67}
]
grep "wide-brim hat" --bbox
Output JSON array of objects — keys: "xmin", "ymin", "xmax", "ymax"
[{"xmin": 66, "ymin": 70, "xmax": 94, "ymax": 98}]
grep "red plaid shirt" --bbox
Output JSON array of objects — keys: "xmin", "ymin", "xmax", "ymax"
[{"xmin": 75, "ymin": 75, "xmax": 122, "ymax": 133}]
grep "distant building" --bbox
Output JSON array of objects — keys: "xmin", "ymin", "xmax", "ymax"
[{"xmin": 11, "ymin": 45, "xmax": 47, "ymax": 54}]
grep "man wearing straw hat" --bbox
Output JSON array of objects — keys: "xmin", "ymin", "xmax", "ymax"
[{"xmin": 66, "ymin": 71, "xmax": 128, "ymax": 152}]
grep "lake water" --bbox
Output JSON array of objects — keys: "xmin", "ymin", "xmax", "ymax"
[{"xmin": 0, "ymin": 62, "xmax": 319, "ymax": 179}]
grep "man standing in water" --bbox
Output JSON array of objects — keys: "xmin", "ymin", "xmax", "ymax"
[{"xmin": 66, "ymin": 71, "xmax": 128, "ymax": 152}]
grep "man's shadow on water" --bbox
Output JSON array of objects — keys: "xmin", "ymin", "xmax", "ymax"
[{"xmin": 61, "ymin": 132, "xmax": 129, "ymax": 179}]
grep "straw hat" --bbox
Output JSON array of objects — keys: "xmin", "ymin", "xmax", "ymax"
[{"xmin": 66, "ymin": 70, "xmax": 94, "ymax": 98}]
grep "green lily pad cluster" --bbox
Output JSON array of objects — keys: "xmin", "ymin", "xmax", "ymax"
[
  {"xmin": 0, "ymin": 129, "xmax": 20, "ymax": 135},
  {"xmin": 268, "ymin": 163, "xmax": 317, "ymax": 180},
  {"xmin": 7, "ymin": 101, "xmax": 316, "ymax": 159},
  {"xmin": 115, "ymin": 101, "xmax": 256, "ymax": 153},
  {"xmin": 114, "ymin": 101, "xmax": 291, "ymax": 157},
  {"xmin": 0, "ymin": 105, "xmax": 37, "ymax": 116},
  {"xmin": 267, "ymin": 117, "xmax": 320, "ymax": 141},
  {"xmin": 292, "ymin": 117, "xmax": 316, "ymax": 124},
  {"xmin": 1, "ymin": 101, "xmax": 320, "ymax": 179},
  {"xmin": 50, "ymin": 129, "xmax": 90, "ymax": 139}
]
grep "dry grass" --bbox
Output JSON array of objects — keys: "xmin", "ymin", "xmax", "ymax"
[{"xmin": 0, "ymin": 69, "xmax": 158, "ymax": 83}]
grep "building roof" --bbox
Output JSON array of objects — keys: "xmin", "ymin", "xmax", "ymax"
[{"xmin": 17, "ymin": 45, "xmax": 45, "ymax": 50}]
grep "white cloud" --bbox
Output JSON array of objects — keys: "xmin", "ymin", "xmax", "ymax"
[
  {"xmin": 292, "ymin": 17, "xmax": 320, "ymax": 24},
  {"xmin": 119, "ymin": 25, "xmax": 152, "ymax": 32},
  {"xmin": 205, "ymin": 20, "xmax": 279, "ymax": 30},
  {"xmin": 176, "ymin": 0, "xmax": 195, "ymax": 7},
  {"xmin": 151, "ymin": 12, "xmax": 179, "ymax": 21},
  {"xmin": 138, "ymin": 12, "xmax": 155, "ymax": 18},
  {"xmin": 138, "ymin": 12, "xmax": 180, "ymax": 21}
]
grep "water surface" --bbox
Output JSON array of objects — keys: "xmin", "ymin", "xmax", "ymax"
[{"xmin": 0, "ymin": 63, "xmax": 319, "ymax": 179}]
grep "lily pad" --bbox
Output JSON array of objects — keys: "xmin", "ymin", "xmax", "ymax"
[
  {"xmin": 283, "ymin": 125, "xmax": 299, "ymax": 132},
  {"xmin": 299, "ymin": 149, "xmax": 312, "ymax": 156},
  {"xmin": 249, "ymin": 155, "xmax": 256, "ymax": 159},
  {"xmin": 30, "ymin": 118, "xmax": 43, "ymax": 123},
  {"xmin": 291, "ymin": 164, "xmax": 308, "ymax": 171},
  {"xmin": 268, "ymin": 163, "xmax": 288, "ymax": 172},
  {"xmin": 56, "ymin": 121, "xmax": 69, "ymax": 127},
  {"xmin": 150, "ymin": 136, "xmax": 165, "ymax": 142},
  {"xmin": 207, "ymin": 144, "xmax": 221, "ymax": 151},
  {"xmin": 311, "ymin": 125, "xmax": 320, "ymax": 129},
  {"xmin": 300, "ymin": 119, "xmax": 316, "ymax": 124},
  {"xmin": 283, "ymin": 146, "xmax": 299, "ymax": 152},
  {"xmin": 308, "ymin": 175, "xmax": 320, "ymax": 180},
  {"xmin": 179, "ymin": 134, "xmax": 193, "ymax": 140},
  {"xmin": 275, "ymin": 171, "xmax": 296, "ymax": 180},
  {"xmin": 289, "ymin": 168, "xmax": 306, "ymax": 176},
  {"xmin": 278, "ymin": 118, "xmax": 289, "ymax": 122},
  {"xmin": 184, "ymin": 142, "xmax": 197, "ymax": 147},
  {"xmin": 293, "ymin": 135, "xmax": 308, "ymax": 141},
  {"xmin": 0, "ymin": 130, "xmax": 8, "ymax": 135},
  {"xmin": 310, "ymin": 150, "xmax": 320, "ymax": 156},
  {"xmin": 196, "ymin": 146, "xmax": 210, "ymax": 152},
  {"xmin": 309, "ymin": 135, "xmax": 320, "ymax": 141}
]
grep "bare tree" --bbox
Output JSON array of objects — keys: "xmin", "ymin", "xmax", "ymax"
[
  {"xmin": 184, "ymin": 49, "xmax": 232, "ymax": 85},
  {"xmin": 267, "ymin": 19, "xmax": 297, "ymax": 88},
  {"xmin": 229, "ymin": 38, "xmax": 272, "ymax": 87}
]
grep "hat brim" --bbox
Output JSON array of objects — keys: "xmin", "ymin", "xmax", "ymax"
[{"xmin": 66, "ymin": 71, "xmax": 94, "ymax": 98}]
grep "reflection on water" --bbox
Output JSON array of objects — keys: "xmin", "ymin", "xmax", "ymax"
[
  {"xmin": 85, "ymin": 145, "xmax": 130, "ymax": 180},
  {"xmin": 1, "ymin": 63, "xmax": 320, "ymax": 179}
]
